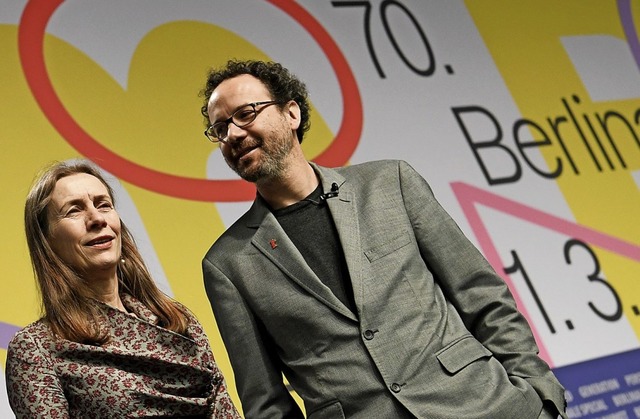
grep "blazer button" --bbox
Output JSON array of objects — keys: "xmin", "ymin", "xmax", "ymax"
[
  {"xmin": 363, "ymin": 329, "xmax": 378, "ymax": 340},
  {"xmin": 390, "ymin": 383, "xmax": 402, "ymax": 393}
]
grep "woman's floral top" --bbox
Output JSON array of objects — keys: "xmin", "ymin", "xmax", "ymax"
[{"xmin": 5, "ymin": 294, "xmax": 241, "ymax": 418}]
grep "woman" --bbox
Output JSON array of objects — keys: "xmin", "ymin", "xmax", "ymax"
[{"xmin": 5, "ymin": 160, "xmax": 241, "ymax": 418}]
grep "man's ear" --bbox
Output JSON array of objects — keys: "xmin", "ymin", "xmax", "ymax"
[{"xmin": 285, "ymin": 100, "xmax": 301, "ymax": 131}]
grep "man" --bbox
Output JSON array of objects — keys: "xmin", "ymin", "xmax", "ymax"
[{"xmin": 200, "ymin": 60, "xmax": 567, "ymax": 419}]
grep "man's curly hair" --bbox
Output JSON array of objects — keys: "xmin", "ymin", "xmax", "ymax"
[{"xmin": 200, "ymin": 60, "xmax": 311, "ymax": 143}]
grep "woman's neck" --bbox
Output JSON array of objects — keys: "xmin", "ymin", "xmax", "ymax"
[{"xmin": 89, "ymin": 270, "xmax": 127, "ymax": 312}]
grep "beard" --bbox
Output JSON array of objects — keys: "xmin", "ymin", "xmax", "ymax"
[{"xmin": 226, "ymin": 133, "xmax": 294, "ymax": 183}]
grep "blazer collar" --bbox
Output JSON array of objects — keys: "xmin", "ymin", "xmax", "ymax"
[
  {"xmin": 242, "ymin": 162, "xmax": 350, "ymax": 224},
  {"xmin": 312, "ymin": 164, "xmax": 364, "ymax": 316},
  {"xmin": 242, "ymin": 163, "xmax": 361, "ymax": 321}
]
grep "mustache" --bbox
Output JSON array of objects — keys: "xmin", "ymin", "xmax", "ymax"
[{"xmin": 230, "ymin": 138, "xmax": 262, "ymax": 158}]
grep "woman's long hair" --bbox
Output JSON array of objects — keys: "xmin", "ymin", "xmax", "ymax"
[{"xmin": 24, "ymin": 160, "xmax": 188, "ymax": 344}]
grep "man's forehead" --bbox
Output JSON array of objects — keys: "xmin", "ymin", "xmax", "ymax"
[
  {"xmin": 217, "ymin": 75, "xmax": 267, "ymax": 97},
  {"xmin": 208, "ymin": 75, "xmax": 269, "ymax": 111}
]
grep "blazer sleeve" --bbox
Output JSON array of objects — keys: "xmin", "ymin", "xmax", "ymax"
[
  {"xmin": 396, "ymin": 160, "xmax": 567, "ymax": 417},
  {"xmin": 5, "ymin": 327, "xmax": 71, "ymax": 419},
  {"xmin": 202, "ymin": 257, "xmax": 304, "ymax": 419}
]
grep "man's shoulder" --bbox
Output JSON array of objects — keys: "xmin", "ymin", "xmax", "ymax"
[
  {"xmin": 328, "ymin": 159, "xmax": 416, "ymax": 181},
  {"xmin": 327, "ymin": 159, "xmax": 407, "ymax": 175},
  {"xmin": 338, "ymin": 158, "xmax": 404, "ymax": 170},
  {"xmin": 202, "ymin": 203, "xmax": 259, "ymax": 261}
]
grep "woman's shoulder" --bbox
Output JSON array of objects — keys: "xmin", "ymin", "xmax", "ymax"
[
  {"xmin": 10, "ymin": 319, "xmax": 50, "ymax": 342},
  {"xmin": 7, "ymin": 319, "xmax": 54, "ymax": 360}
]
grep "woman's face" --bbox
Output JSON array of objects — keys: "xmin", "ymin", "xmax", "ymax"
[{"xmin": 47, "ymin": 173, "xmax": 122, "ymax": 278}]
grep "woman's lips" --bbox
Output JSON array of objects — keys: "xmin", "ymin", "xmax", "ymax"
[{"xmin": 85, "ymin": 236, "xmax": 113, "ymax": 247}]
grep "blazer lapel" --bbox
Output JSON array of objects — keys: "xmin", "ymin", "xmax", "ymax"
[
  {"xmin": 312, "ymin": 164, "xmax": 364, "ymax": 314},
  {"xmin": 248, "ymin": 198, "xmax": 357, "ymax": 321}
]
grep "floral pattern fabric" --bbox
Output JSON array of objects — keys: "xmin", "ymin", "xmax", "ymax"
[{"xmin": 5, "ymin": 294, "xmax": 241, "ymax": 418}]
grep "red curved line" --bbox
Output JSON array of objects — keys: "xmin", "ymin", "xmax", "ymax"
[
  {"xmin": 18, "ymin": 0, "xmax": 361, "ymax": 201},
  {"xmin": 18, "ymin": 0, "xmax": 255, "ymax": 202},
  {"xmin": 268, "ymin": 0, "xmax": 363, "ymax": 166}
]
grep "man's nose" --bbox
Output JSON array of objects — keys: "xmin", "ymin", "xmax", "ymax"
[{"xmin": 225, "ymin": 122, "xmax": 248, "ymax": 145}]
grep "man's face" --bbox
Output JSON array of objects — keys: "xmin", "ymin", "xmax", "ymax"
[{"xmin": 206, "ymin": 74, "xmax": 300, "ymax": 183}]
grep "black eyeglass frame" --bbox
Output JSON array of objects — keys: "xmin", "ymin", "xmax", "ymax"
[{"xmin": 204, "ymin": 100, "xmax": 280, "ymax": 143}]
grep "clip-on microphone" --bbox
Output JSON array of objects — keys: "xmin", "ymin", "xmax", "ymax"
[{"xmin": 319, "ymin": 182, "xmax": 340, "ymax": 202}]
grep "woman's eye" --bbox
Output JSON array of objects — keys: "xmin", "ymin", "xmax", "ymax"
[
  {"xmin": 98, "ymin": 201, "xmax": 113, "ymax": 211},
  {"xmin": 65, "ymin": 207, "xmax": 80, "ymax": 216}
]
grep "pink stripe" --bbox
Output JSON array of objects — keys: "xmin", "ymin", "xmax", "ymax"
[{"xmin": 451, "ymin": 182, "xmax": 640, "ymax": 367}]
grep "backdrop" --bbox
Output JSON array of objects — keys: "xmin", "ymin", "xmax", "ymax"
[{"xmin": 1, "ymin": 1, "xmax": 639, "ymax": 417}]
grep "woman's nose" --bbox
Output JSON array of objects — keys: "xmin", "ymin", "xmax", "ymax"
[{"xmin": 86, "ymin": 207, "xmax": 107, "ymax": 229}]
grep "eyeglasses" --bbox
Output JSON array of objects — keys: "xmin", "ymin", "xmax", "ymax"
[{"xmin": 204, "ymin": 100, "xmax": 280, "ymax": 143}]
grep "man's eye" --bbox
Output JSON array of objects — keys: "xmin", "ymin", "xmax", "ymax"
[
  {"xmin": 213, "ymin": 124, "xmax": 227, "ymax": 137},
  {"xmin": 235, "ymin": 109, "xmax": 254, "ymax": 122}
]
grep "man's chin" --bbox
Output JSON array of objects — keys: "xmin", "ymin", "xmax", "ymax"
[
  {"xmin": 235, "ymin": 166, "xmax": 260, "ymax": 183},
  {"xmin": 234, "ymin": 159, "xmax": 281, "ymax": 183}
]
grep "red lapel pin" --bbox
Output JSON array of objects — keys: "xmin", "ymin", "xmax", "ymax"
[{"xmin": 269, "ymin": 239, "xmax": 278, "ymax": 249}]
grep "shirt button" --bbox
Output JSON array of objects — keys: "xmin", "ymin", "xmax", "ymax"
[
  {"xmin": 390, "ymin": 383, "xmax": 402, "ymax": 393},
  {"xmin": 363, "ymin": 329, "xmax": 376, "ymax": 340}
]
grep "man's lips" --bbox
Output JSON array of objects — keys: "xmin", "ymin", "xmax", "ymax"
[{"xmin": 235, "ymin": 145, "xmax": 259, "ymax": 161}]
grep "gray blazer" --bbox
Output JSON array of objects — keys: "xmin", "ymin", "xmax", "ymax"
[{"xmin": 203, "ymin": 160, "xmax": 567, "ymax": 419}]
